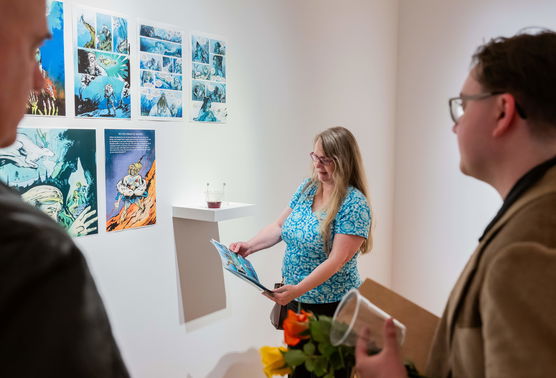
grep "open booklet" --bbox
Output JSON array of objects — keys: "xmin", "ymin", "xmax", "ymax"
[{"xmin": 210, "ymin": 239, "xmax": 272, "ymax": 293}]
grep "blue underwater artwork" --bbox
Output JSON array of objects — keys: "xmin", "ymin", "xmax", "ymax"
[
  {"xmin": 139, "ymin": 23, "xmax": 184, "ymax": 119},
  {"xmin": 74, "ymin": 7, "xmax": 131, "ymax": 119},
  {"xmin": 191, "ymin": 34, "xmax": 227, "ymax": 123},
  {"xmin": 26, "ymin": 0, "xmax": 65, "ymax": 116},
  {"xmin": 0, "ymin": 128, "xmax": 98, "ymax": 237}
]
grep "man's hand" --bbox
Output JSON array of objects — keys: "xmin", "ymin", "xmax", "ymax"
[{"xmin": 355, "ymin": 318, "xmax": 408, "ymax": 378}]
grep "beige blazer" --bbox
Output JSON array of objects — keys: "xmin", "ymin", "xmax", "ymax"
[{"xmin": 426, "ymin": 166, "xmax": 556, "ymax": 378}]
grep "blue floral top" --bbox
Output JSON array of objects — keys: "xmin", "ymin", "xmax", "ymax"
[{"xmin": 281, "ymin": 178, "xmax": 371, "ymax": 303}]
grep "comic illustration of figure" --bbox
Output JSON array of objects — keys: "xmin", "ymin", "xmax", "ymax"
[
  {"xmin": 98, "ymin": 25, "xmax": 112, "ymax": 51},
  {"xmin": 114, "ymin": 160, "xmax": 148, "ymax": 221},
  {"xmin": 0, "ymin": 128, "xmax": 99, "ymax": 237},
  {"xmin": 104, "ymin": 84, "xmax": 116, "ymax": 116},
  {"xmin": 195, "ymin": 96, "xmax": 217, "ymax": 122},
  {"xmin": 212, "ymin": 55, "xmax": 225, "ymax": 79}
]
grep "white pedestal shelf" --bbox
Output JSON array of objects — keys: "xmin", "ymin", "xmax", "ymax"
[
  {"xmin": 172, "ymin": 202, "xmax": 255, "ymax": 222},
  {"xmin": 172, "ymin": 201, "xmax": 256, "ymax": 324}
]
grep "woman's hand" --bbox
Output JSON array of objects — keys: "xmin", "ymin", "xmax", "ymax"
[
  {"xmin": 229, "ymin": 241, "xmax": 251, "ymax": 257},
  {"xmin": 264, "ymin": 284, "xmax": 301, "ymax": 305}
]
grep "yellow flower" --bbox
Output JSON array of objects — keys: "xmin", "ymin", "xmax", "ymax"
[{"xmin": 259, "ymin": 346, "xmax": 293, "ymax": 377}]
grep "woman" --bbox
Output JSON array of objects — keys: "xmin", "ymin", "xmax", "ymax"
[{"xmin": 231, "ymin": 125, "xmax": 371, "ymax": 308}]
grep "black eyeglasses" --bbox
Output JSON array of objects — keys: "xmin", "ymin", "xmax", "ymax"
[
  {"xmin": 448, "ymin": 91, "xmax": 527, "ymax": 123},
  {"xmin": 309, "ymin": 152, "xmax": 334, "ymax": 165}
]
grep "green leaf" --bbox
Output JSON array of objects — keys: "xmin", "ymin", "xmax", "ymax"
[
  {"xmin": 324, "ymin": 372, "xmax": 335, "ymax": 378},
  {"xmin": 313, "ymin": 357, "xmax": 328, "ymax": 376},
  {"xmin": 310, "ymin": 319, "xmax": 332, "ymax": 343},
  {"xmin": 317, "ymin": 342, "xmax": 335, "ymax": 358},
  {"xmin": 303, "ymin": 342, "xmax": 316, "ymax": 356},
  {"xmin": 305, "ymin": 357, "xmax": 316, "ymax": 372},
  {"xmin": 284, "ymin": 349, "xmax": 307, "ymax": 367}
]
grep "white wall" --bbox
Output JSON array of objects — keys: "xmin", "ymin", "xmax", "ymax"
[
  {"xmin": 21, "ymin": 1, "xmax": 399, "ymax": 377},
  {"xmin": 392, "ymin": 0, "xmax": 556, "ymax": 315}
]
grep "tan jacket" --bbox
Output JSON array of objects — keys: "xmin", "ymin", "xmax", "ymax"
[{"xmin": 426, "ymin": 166, "xmax": 556, "ymax": 378}]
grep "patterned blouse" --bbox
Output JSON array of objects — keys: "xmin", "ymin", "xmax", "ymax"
[{"xmin": 281, "ymin": 178, "xmax": 371, "ymax": 303}]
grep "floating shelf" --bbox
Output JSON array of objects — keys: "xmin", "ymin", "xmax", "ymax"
[{"xmin": 172, "ymin": 202, "xmax": 256, "ymax": 222}]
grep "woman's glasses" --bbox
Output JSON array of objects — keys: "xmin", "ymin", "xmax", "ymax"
[{"xmin": 310, "ymin": 152, "xmax": 334, "ymax": 166}]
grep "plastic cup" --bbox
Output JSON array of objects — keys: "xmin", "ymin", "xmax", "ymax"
[
  {"xmin": 330, "ymin": 288, "xmax": 406, "ymax": 350},
  {"xmin": 205, "ymin": 183, "xmax": 225, "ymax": 208}
]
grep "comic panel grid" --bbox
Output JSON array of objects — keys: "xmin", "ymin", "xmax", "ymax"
[
  {"xmin": 139, "ymin": 24, "xmax": 184, "ymax": 118},
  {"xmin": 191, "ymin": 34, "xmax": 227, "ymax": 123},
  {"xmin": 74, "ymin": 8, "xmax": 131, "ymax": 118}
]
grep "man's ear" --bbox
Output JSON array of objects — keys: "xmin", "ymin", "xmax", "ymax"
[{"xmin": 492, "ymin": 94, "xmax": 518, "ymax": 137}]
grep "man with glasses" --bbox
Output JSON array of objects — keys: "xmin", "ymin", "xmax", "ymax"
[{"xmin": 356, "ymin": 29, "xmax": 556, "ymax": 378}]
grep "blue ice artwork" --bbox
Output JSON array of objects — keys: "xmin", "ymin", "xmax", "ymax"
[
  {"xmin": 210, "ymin": 39, "xmax": 226, "ymax": 55},
  {"xmin": 207, "ymin": 82, "xmax": 226, "ymax": 103},
  {"xmin": 190, "ymin": 34, "xmax": 227, "ymax": 123},
  {"xmin": 192, "ymin": 63, "xmax": 210, "ymax": 80},
  {"xmin": 96, "ymin": 13, "xmax": 112, "ymax": 51},
  {"xmin": 140, "ymin": 25, "xmax": 182, "ymax": 44},
  {"xmin": 26, "ymin": 0, "xmax": 65, "ymax": 116},
  {"xmin": 0, "ymin": 128, "xmax": 98, "ymax": 237},
  {"xmin": 76, "ymin": 10, "xmax": 96, "ymax": 49},
  {"xmin": 140, "ymin": 37, "xmax": 182, "ymax": 58},
  {"xmin": 74, "ymin": 7, "xmax": 131, "ymax": 119},
  {"xmin": 138, "ymin": 23, "xmax": 184, "ymax": 119},
  {"xmin": 162, "ymin": 57, "xmax": 182, "ymax": 74},
  {"xmin": 141, "ymin": 88, "xmax": 182, "ymax": 118},
  {"xmin": 140, "ymin": 53, "xmax": 162, "ymax": 71},
  {"xmin": 191, "ymin": 35, "xmax": 209, "ymax": 64},
  {"xmin": 210, "ymin": 54, "xmax": 226, "ymax": 81},
  {"xmin": 113, "ymin": 17, "xmax": 129, "ymax": 54}
]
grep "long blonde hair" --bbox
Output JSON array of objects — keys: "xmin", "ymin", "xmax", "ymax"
[{"xmin": 304, "ymin": 127, "xmax": 373, "ymax": 254}]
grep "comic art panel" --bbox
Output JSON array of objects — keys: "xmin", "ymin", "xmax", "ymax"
[
  {"xmin": 0, "ymin": 128, "xmax": 98, "ymax": 237},
  {"xmin": 76, "ymin": 8, "xmax": 96, "ymax": 49},
  {"xmin": 26, "ymin": 0, "xmax": 66, "ymax": 117},
  {"xmin": 191, "ymin": 35, "xmax": 209, "ymax": 64},
  {"xmin": 206, "ymin": 82, "xmax": 226, "ymax": 103},
  {"xmin": 140, "ymin": 88, "xmax": 182, "ymax": 118},
  {"xmin": 74, "ymin": 7, "xmax": 131, "ymax": 119},
  {"xmin": 210, "ymin": 39, "xmax": 226, "ymax": 56},
  {"xmin": 75, "ymin": 50, "xmax": 130, "ymax": 118},
  {"xmin": 139, "ymin": 37, "xmax": 182, "ymax": 58},
  {"xmin": 105, "ymin": 129, "xmax": 156, "ymax": 231},
  {"xmin": 162, "ymin": 56, "xmax": 182, "ymax": 74},
  {"xmin": 192, "ymin": 63, "xmax": 210, "ymax": 81},
  {"xmin": 140, "ymin": 25, "xmax": 182, "ymax": 44},
  {"xmin": 96, "ymin": 13, "xmax": 113, "ymax": 51},
  {"xmin": 191, "ymin": 99, "xmax": 227, "ymax": 123},
  {"xmin": 113, "ymin": 17, "xmax": 129, "ymax": 54},
  {"xmin": 191, "ymin": 80, "xmax": 206, "ymax": 102},
  {"xmin": 140, "ymin": 53, "xmax": 162, "ymax": 72},
  {"xmin": 210, "ymin": 54, "xmax": 226, "ymax": 82}
]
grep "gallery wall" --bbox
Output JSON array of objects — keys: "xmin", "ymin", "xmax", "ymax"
[
  {"xmin": 20, "ymin": 0, "xmax": 400, "ymax": 377},
  {"xmin": 392, "ymin": 0, "xmax": 556, "ymax": 315}
]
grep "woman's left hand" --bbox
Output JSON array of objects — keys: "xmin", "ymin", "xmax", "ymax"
[{"xmin": 263, "ymin": 284, "xmax": 301, "ymax": 305}]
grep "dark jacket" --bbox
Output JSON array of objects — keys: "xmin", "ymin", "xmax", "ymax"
[{"xmin": 0, "ymin": 183, "xmax": 129, "ymax": 377}]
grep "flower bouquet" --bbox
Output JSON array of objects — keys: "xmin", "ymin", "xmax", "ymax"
[
  {"xmin": 259, "ymin": 309, "xmax": 425, "ymax": 378},
  {"xmin": 260, "ymin": 309, "xmax": 355, "ymax": 377}
]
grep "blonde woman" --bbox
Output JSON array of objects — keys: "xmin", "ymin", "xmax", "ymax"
[{"xmin": 230, "ymin": 126, "xmax": 372, "ymax": 320}]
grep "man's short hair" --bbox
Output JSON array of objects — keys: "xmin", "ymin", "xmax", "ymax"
[{"xmin": 472, "ymin": 28, "xmax": 556, "ymax": 136}]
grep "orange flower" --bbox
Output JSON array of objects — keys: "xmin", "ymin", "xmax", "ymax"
[{"xmin": 283, "ymin": 309, "xmax": 313, "ymax": 346}]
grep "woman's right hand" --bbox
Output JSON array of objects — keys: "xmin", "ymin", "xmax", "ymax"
[{"xmin": 229, "ymin": 241, "xmax": 251, "ymax": 257}]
